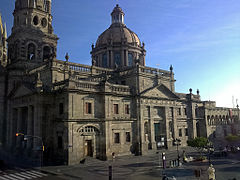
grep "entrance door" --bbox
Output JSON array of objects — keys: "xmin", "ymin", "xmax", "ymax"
[{"xmin": 85, "ymin": 140, "xmax": 93, "ymax": 157}]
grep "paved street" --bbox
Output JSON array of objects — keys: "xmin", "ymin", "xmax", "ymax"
[{"xmin": 37, "ymin": 147, "xmax": 240, "ymax": 180}]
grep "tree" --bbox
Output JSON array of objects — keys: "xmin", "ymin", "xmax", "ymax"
[
  {"xmin": 187, "ymin": 137, "xmax": 208, "ymax": 157},
  {"xmin": 225, "ymin": 135, "xmax": 240, "ymax": 147}
]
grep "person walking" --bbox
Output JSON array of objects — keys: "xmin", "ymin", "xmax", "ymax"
[
  {"xmin": 162, "ymin": 152, "xmax": 166, "ymax": 169},
  {"xmin": 208, "ymin": 164, "xmax": 216, "ymax": 180}
]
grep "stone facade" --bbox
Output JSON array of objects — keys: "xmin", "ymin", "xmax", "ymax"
[{"xmin": 0, "ymin": 2, "xmax": 239, "ymax": 165}]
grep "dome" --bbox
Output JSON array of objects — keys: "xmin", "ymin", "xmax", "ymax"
[
  {"xmin": 95, "ymin": 24, "xmax": 141, "ymax": 47},
  {"xmin": 91, "ymin": 4, "xmax": 146, "ymax": 69}
]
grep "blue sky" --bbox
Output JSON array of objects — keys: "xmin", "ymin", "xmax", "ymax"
[{"xmin": 1, "ymin": 0, "xmax": 240, "ymax": 108}]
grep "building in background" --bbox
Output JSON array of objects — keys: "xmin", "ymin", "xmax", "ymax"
[{"xmin": 0, "ymin": 1, "xmax": 239, "ymax": 165}]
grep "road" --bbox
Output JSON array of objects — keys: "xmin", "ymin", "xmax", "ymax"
[{"xmin": 38, "ymin": 147, "xmax": 240, "ymax": 180}]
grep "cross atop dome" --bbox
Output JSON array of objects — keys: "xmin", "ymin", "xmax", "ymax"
[{"xmin": 111, "ymin": 4, "xmax": 125, "ymax": 25}]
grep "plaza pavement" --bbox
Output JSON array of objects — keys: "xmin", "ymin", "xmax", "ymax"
[{"xmin": 38, "ymin": 147, "xmax": 240, "ymax": 180}]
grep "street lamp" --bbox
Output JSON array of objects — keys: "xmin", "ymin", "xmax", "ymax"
[
  {"xmin": 206, "ymin": 140, "xmax": 212, "ymax": 166},
  {"xmin": 237, "ymin": 103, "xmax": 240, "ymax": 135},
  {"xmin": 16, "ymin": 133, "xmax": 44, "ymax": 167},
  {"xmin": 156, "ymin": 137, "xmax": 165, "ymax": 168},
  {"xmin": 174, "ymin": 138, "xmax": 181, "ymax": 166}
]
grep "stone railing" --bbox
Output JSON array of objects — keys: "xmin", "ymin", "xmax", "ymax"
[
  {"xmin": 53, "ymin": 59, "xmax": 113, "ymax": 74},
  {"xmin": 139, "ymin": 65, "xmax": 171, "ymax": 77},
  {"xmin": 74, "ymin": 82, "xmax": 99, "ymax": 91},
  {"xmin": 109, "ymin": 84, "xmax": 131, "ymax": 95}
]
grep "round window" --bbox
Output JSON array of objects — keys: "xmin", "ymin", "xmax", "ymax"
[
  {"xmin": 33, "ymin": 16, "xmax": 39, "ymax": 25},
  {"xmin": 41, "ymin": 18, "xmax": 47, "ymax": 28}
]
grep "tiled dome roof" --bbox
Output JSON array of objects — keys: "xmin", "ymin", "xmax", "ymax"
[{"xmin": 96, "ymin": 24, "xmax": 141, "ymax": 47}]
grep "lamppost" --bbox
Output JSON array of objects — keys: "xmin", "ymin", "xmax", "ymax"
[
  {"xmin": 206, "ymin": 140, "xmax": 212, "ymax": 166},
  {"xmin": 156, "ymin": 137, "xmax": 165, "ymax": 168},
  {"xmin": 16, "ymin": 133, "xmax": 44, "ymax": 167},
  {"xmin": 174, "ymin": 138, "xmax": 181, "ymax": 165},
  {"xmin": 237, "ymin": 103, "xmax": 239, "ymax": 135}
]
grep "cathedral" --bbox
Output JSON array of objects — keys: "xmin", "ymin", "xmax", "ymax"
[{"xmin": 0, "ymin": 1, "xmax": 239, "ymax": 165}]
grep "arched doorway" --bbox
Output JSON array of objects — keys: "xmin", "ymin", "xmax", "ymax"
[{"xmin": 79, "ymin": 126, "xmax": 100, "ymax": 158}]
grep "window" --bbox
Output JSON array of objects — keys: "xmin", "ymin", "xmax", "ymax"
[
  {"xmin": 179, "ymin": 129, "xmax": 182, "ymax": 137},
  {"xmin": 128, "ymin": 53, "xmax": 133, "ymax": 66},
  {"xmin": 125, "ymin": 104, "xmax": 129, "ymax": 114},
  {"xmin": 185, "ymin": 128, "xmax": 188, "ymax": 136},
  {"xmin": 114, "ymin": 133, "xmax": 120, "ymax": 143},
  {"xmin": 85, "ymin": 102, "xmax": 92, "ymax": 114},
  {"xmin": 59, "ymin": 103, "xmax": 64, "ymax": 115},
  {"xmin": 114, "ymin": 52, "xmax": 121, "ymax": 66},
  {"xmin": 33, "ymin": 15, "xmax": 39, "ymax": 25},
  {"xmin": 43, "ymin": 46, "xmax": 51, "ymax": 61},
  {"xmin": 102, "ymin": 53, "xmax": 107, "ymax": 68},
  {"xmin": 58, "ymin": 136, "xmax": 63, "ymax": 149},
  {"xmin": 114, "ymin": 104, "xmax": 119, "ymax": 114},
  {"xmin": 126, "ymin": 132, "xmax": 131, "ymax": 142},
  {"xmin": 178, "ymin": 108, "xmax": 181, "ymax": 115},
  {"xmin": 27, "ymin": 43, "xmax": 36, "ymax": 60},
  {"xmin": 184, "ymin": 108, "xmax": 187, "ymax": 115},
  {"xmin": 41, "ymin": 18, "xmax": 47, "ymax": 28}
]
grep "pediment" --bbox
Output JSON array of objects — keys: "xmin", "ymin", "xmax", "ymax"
[
  {"xmin": 9, "ymin": 85, "xmax": 34, "ymax": 98},
  {"xmin": 141, "ymin": 84, "xmax": 179, "ymax": 99}
]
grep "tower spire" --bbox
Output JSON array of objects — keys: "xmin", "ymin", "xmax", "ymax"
[
  {"xmin": 3, "ymin": 23, "xmax": 7, "ymax": 39},
  {"xmin": 0, "ymin": 13, "xmax": 3, "ymax": 35}
]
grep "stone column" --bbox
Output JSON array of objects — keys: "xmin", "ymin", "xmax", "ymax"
[
  {"xmin": 16, "ymin": 108, "xmax": 22, "ymax": 148},
  {"xmin": 165, "ymin": 107, "xmax": 171, "ymax": 148},
  {"xmin": 125, "ymin": 50, "xmax": 128, "ymax": 66},
  {"xmin": 110, "ymin": 50, "xmax": 115, "ymax": 68},
  {"xmin": 107, "ymin": 50, "xmax": 110, "ymax": 67},
  {"xmin": 191, "ymin": 103, "xmax": 197, "ymax": 138},
  {"xmin": 99, "ymin": 54, "xmax": 103, "ymax": 67},
  {"xmin": 33, "ymin": 103, "xmax": 42, "ymax": 149},
  {"xmin": 149, "ymin": 106, "xmax": 156, "ymax": 150},
  {"xmin": 27, "ymin": 105, "xmax": 33, "ymax": 149},
  {"xmin": 8, "ymin": 107, "xmax": 15, "ymax": 148},
  {"xmin": 140, "ymin": 104, "xmax": 147, "ymax": 154},
  {"xmin": 121, "ymin": 50, "xmax": 124, "ymax": 67},
  {"xmin": 172, "ymin": 107, "xmax": 178, "ymax": 139}
]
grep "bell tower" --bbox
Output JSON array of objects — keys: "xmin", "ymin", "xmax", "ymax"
[
  {"xmin": 0, "ymin": 14, "xmax": 7, "ymax": 67},
  {"xmin": 7, "ymin": 0, "xmax": 58, "ymax": 64}
]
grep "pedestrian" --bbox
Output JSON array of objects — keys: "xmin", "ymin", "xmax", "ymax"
[
  {"xmin": 207, "ymin": 164, "xmax": 216, "ymax": 180},
  {"xmin": 162, "ymin": 174, "xmax": 168, "ymax": 180},
  {"xmin": 162, "ymin": 152, "xmax": 166, "ymax": 169},
  {"xmin": 182, "ymin": 150, "xmax": 187, "ymax": 162}
]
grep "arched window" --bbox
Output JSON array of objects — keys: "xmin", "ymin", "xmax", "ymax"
[
  {"xmin": 42, "ymin": 46, "xmax": 51, "ymax": 61},
  {"xmin": 128, "ymin": 53, "xmax": 133, "ymax": 66},
  {"xmin": 102, "ymin": 53, "xmax": 107, "ymax": 68},
  {"xmin": 27, "ymin": 43, "xmax": 36, "ymax": 60}
]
